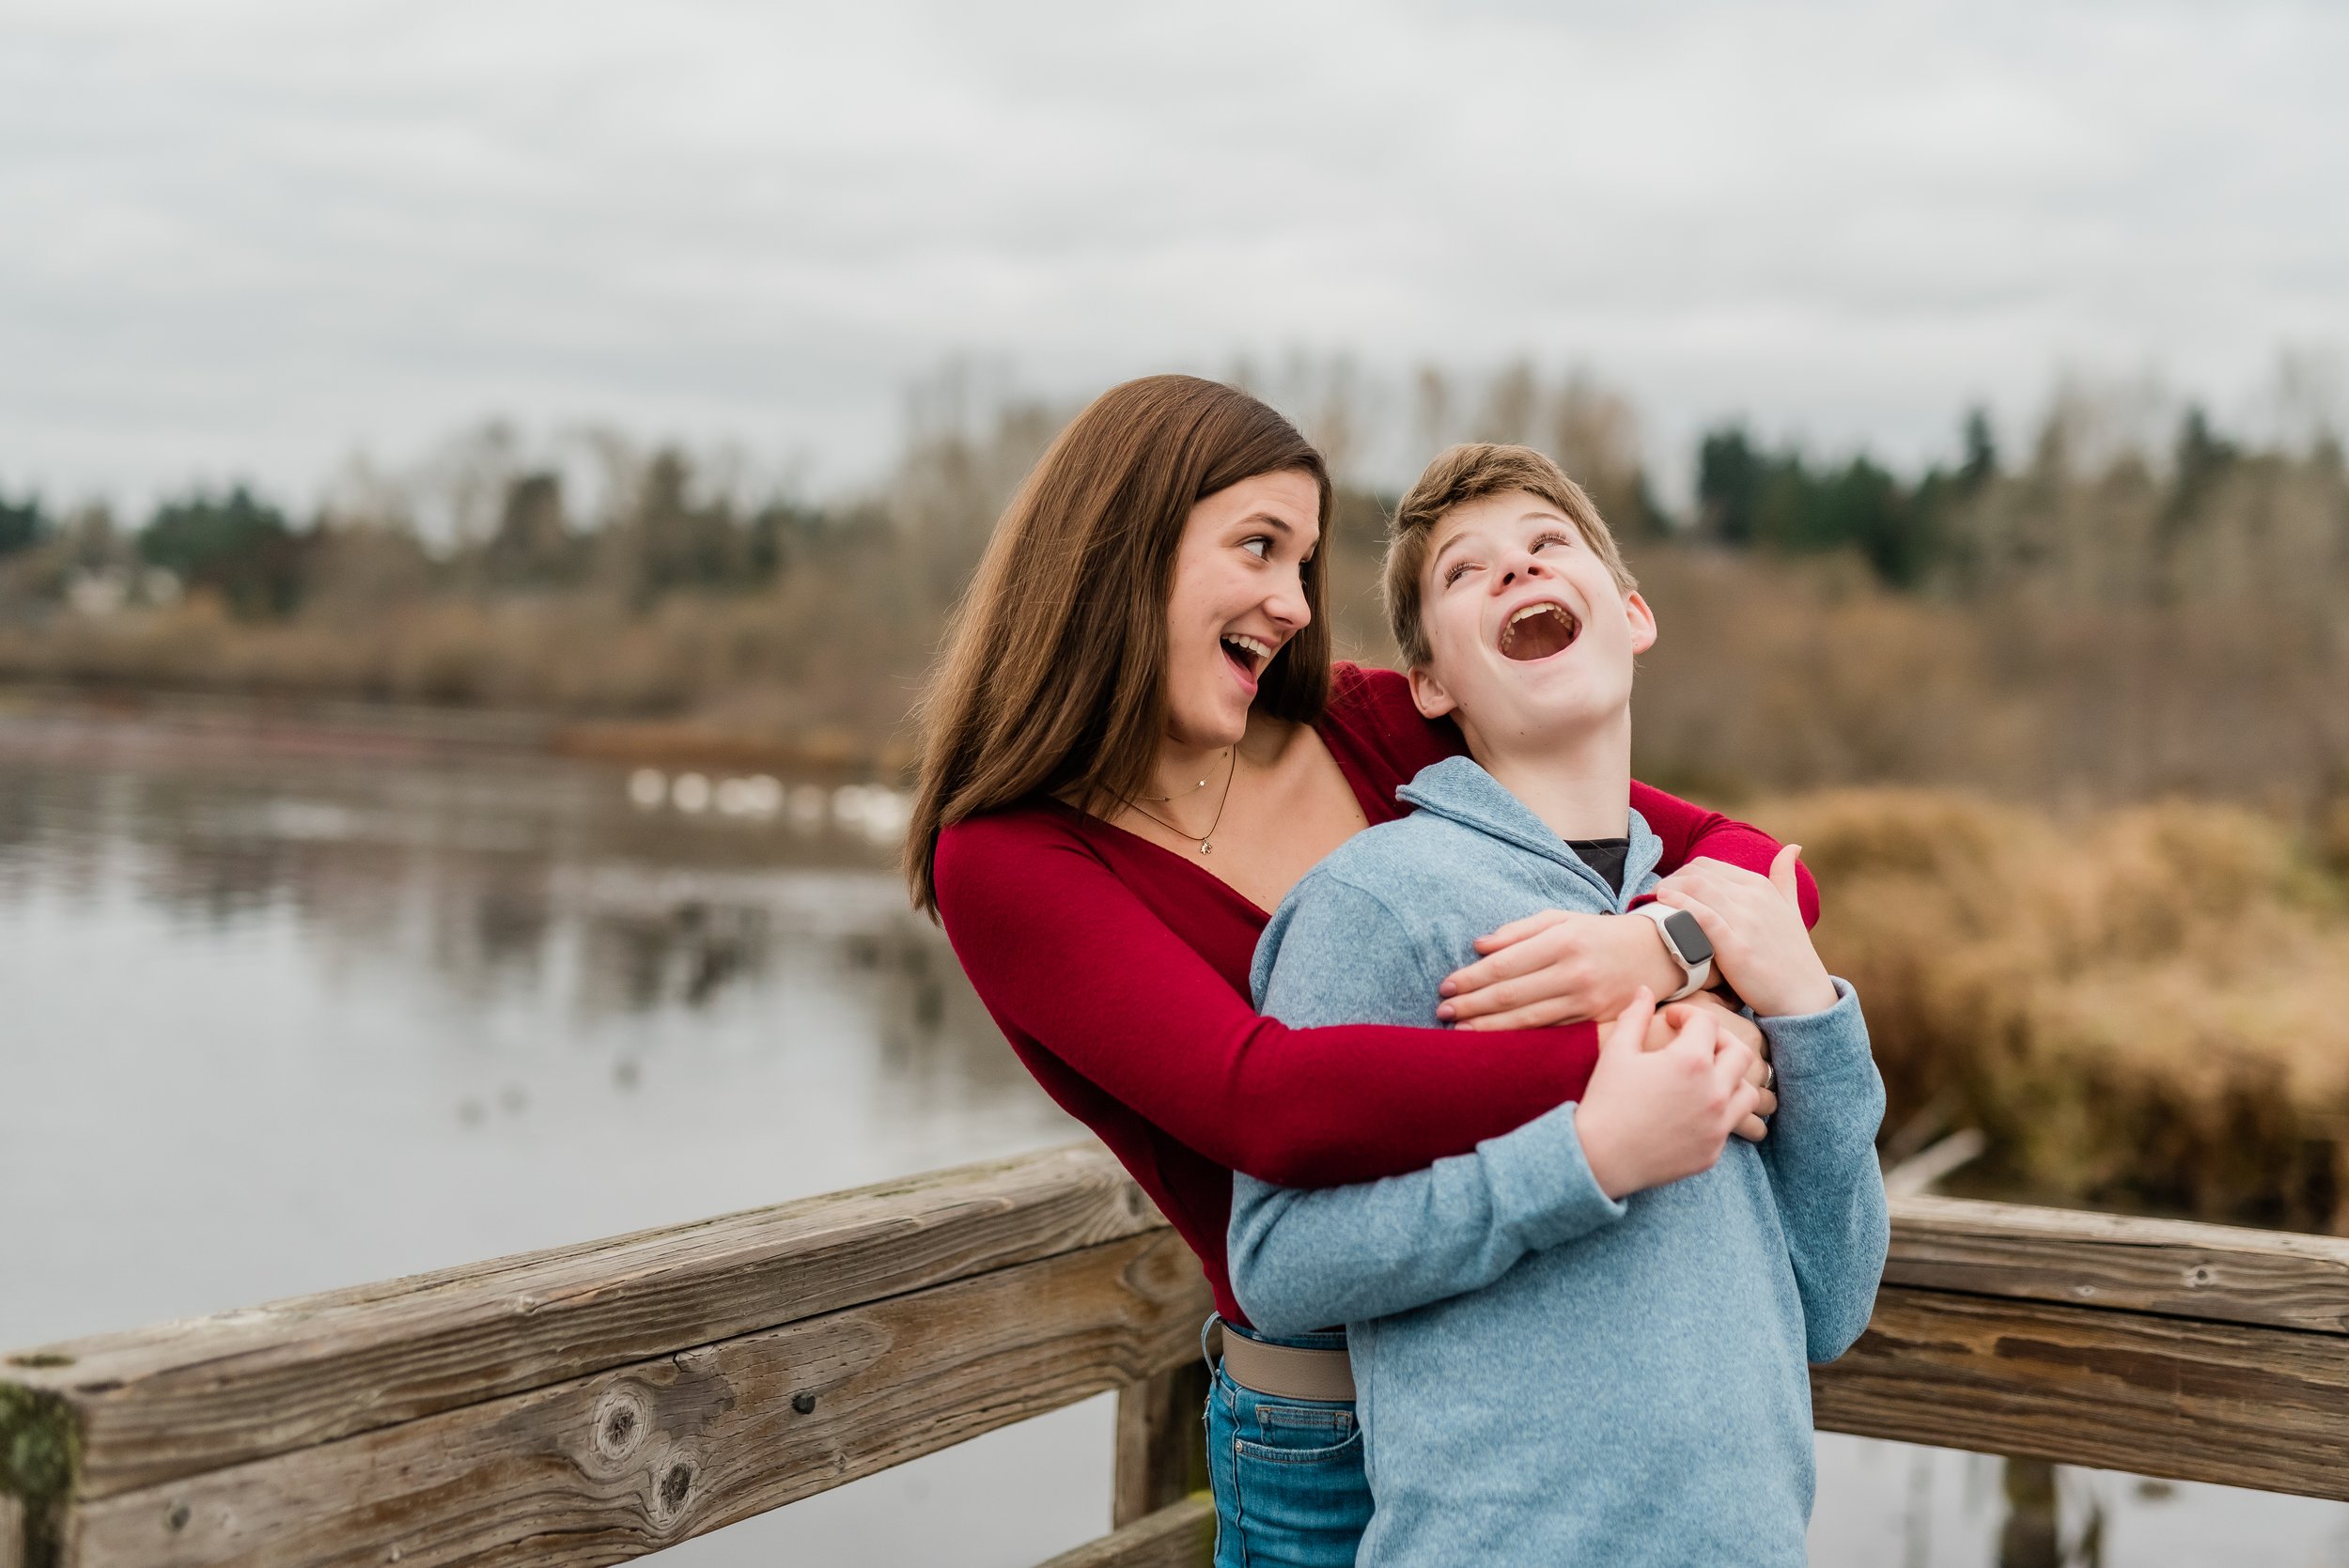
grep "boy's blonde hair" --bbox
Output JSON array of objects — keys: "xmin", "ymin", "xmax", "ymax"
[{"xmin": 1382, "ymin": 442, "xmax": 1639, "ymax": 669}]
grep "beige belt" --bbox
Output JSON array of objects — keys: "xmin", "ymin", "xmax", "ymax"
[{"xmin": 1220, "ymin": 1331, "xmax": 1356, "ymax": 1403}]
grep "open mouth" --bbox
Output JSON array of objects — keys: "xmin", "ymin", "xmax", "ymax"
[
  {"xmin": 1498, "ymin": 601, "xmax": 1580, "ymax": 662},
  {"xmin": 1221, "ymin": 632, "xmax": 1274, "ymax": 682}
]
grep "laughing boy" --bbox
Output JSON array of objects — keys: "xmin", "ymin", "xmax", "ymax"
[{"xmin": 1226, "ymin": 443, "xmax": 1890, "ymax": 1567}]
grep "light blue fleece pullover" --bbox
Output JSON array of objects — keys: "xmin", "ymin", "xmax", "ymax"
[{"xmin": 1227, "ymin": 756, "xmax": 1889, "ymax": 1568}]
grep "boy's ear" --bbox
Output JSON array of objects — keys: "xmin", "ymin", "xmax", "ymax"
[
  {"xmin": 1625, "ymin": 589, "xmax": 1657, "ymax": 656},
  {"xmin": 1408, "ymin": 663, "xmax": 1458, "ymax": 722}
]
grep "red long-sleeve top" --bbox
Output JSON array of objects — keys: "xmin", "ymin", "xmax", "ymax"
[{"xmin": 933, "ymin": 661, "xmax": 1819, "ymax": 1323}]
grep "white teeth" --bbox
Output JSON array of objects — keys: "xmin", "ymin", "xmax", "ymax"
[
  {"xmin": 1508, "ymin": 603, "xmax": 1570, "ymax": 629},
  {"xmin": 1225, "ymin": 634, "xmax": 1272, "ymax": 661}
]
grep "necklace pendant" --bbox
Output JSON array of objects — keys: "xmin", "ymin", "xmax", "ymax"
[{"xmin": 1199, "ymin": 840, "xmax": 1212, "ymax": 855}]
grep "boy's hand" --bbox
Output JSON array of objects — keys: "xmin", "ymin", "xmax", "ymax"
[
  {"xmin": 1653, "ymin": 847, "xmax": 1838, "ymax": 1019},
  {"xmin": 1576, "ymin": 988, "xmax": 1764, "ymax": 1201},
  {"xmin": 1439, "ymin": 909, "xmax": 1682, "ymax": 1030},
  {"xmin": 1642, "ymin": 995, "xmax": 1776, "ymax": 1141}
]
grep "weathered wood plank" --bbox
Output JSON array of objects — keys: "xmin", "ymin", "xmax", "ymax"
[
  {"xmin": 62, "ymin": 1231, "xmax": 1214, "ymax": 1568},
  {"xmin": 1812, "ymin": 1284, "xmax": 2349, "ymax": 1499},
  {"xmin": 5, "ymin": 1142, "xmax": 1163, "ymax": 1499},
  {"xmin": 1885, "ymin": 1194, "xmax": 2349, "ymax": 1335},
  {"xmin": 1112, "ymin": 1360, "xmax": 1208, "ymax": 1528},
  {"xmin": 19, "ymin": 1157, "xmax": 2349, "ymax": 1568},
  {"xmin": 1039, "ymin": 1496, "xmax": 1214, "ymax": 1568}
]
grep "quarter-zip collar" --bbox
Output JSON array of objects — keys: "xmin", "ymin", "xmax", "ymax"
[{"xmin": 1394, "ymin": 755, "xmax": 1661, "ymax": 910}]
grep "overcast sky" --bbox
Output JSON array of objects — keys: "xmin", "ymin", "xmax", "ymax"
[{"xmin": 6, "ymin": 0, "xmax": 2346, "ymax": 510}]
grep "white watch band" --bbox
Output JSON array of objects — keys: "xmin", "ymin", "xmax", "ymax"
[{"xmin": 1633, "ymin": 902, "xmax": 1713, "ymax": 1002}]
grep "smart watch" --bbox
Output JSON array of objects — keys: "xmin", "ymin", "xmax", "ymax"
[{"xmin": 1633, "ymin": 903, "xmax": 1715, "ymax": 1002}]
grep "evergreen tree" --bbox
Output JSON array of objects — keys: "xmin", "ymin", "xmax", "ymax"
[
  {"xmin": 1697, "ymin": 427, "xmax": 1763, "ymax": 546},
  {"xmin": 483, "ymin": 472, "xmax": 575, "ymax": 587},
  {"xmin": 140, "ymin": 486, "xmax": 303, "ymax": 616},
  {"xmin": 1959, "ymin": 408, "xmax": 1998, "ymax": 490},
  {"xmin": 2170, "ymin": 405, "xmax": 2237, "ymax": 521},
  {"xmin": 0, "ymin": 491, "xmax": 47, "ymax": 557}
]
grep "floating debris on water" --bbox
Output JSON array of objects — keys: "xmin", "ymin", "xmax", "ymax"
[
  {"xmin": 716, "ymin": 775, "xmax": 784, "ymax": 817},
  {"xmin": 831, "ymin": 784, "xmax": 913, "ymax": 842},
  {"xmin": 620, "ymin": 768, "xmax": 910, "ymax": 844}
]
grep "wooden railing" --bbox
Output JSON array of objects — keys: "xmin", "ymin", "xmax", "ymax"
[{"xmin": 7, "ymin": 1142, "xmax": 2349, "ymax": 1567}]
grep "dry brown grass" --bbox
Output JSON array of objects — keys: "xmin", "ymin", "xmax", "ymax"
[
  {"xmin": 1759, "ymin": 788, "xmax": 2349, "ymax": 1228},
  {"xmin": 1626, "ymin": 551, "xmax": 2349, "ymax": 815},
  {"xmin": 0, "ymin": 578, "xmax": 943, "ymax": 754}
]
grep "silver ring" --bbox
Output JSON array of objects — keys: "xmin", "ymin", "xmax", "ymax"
[{"xmin": 1762, "ymin": 1063, "xmax": 1777, "ymax": 1092}]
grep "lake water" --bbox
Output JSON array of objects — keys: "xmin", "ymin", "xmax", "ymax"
[{"xmin": 5, "ymin": 711, "xmax": 2345, "ymax": 1566}]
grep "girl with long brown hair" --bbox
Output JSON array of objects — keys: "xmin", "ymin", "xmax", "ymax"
[{"xmin": 909, "ymin": 375, "xmax": 1812, "ymax": 1567}]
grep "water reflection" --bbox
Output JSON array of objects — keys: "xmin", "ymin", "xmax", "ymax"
[
  {"xmin": 0, "ymin": 724, "xmax": 1068, "ymax": 1358},
  {"xmin": 0, "ymin": 742, "xmax": 1016, "ymax": 1097}
]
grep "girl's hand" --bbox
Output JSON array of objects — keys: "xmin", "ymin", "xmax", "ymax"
[
  {"xmin": 1439, "ymin": 909, "xmax": 1682, "ymax": 1031},
  {"xmin": 1653, "ymin": 847, "xmax": 1838, "ymax": 1019}
]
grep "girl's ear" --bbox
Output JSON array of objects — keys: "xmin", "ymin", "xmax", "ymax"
[
  {"xmin": 1408, "ymin": 663, "xmax": 1458, "ymax": 721},
  {"xmin": 1625, "ymin": 589, "xmax": 1657, "ymax": 656}
]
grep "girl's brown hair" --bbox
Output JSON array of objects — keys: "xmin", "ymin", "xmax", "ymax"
[{"xmin": 906, "ymin": 374, "xmax": 1331, "ymax": 914}]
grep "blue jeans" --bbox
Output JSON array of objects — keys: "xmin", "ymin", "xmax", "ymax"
[{"xmin": 1203, "ymin": 1315, "xmax": 1371, "ymax": 1568}]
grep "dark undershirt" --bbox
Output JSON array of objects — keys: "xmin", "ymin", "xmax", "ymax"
[{"xmin": 1564, "ymin": 837, "xmax": 1631, "ymax": 895}]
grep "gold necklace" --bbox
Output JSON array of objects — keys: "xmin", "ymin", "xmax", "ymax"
[
  {"xmin": 1125, "ymin": 747, "xmax": 1238, "ymax": 855},
  {"xmin": 1139, "ymin": 748, "xmax": 1230, "ymax": 803}
]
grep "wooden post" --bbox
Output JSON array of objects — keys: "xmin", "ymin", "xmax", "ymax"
[{"xmin": 1112, "ymin": 1358, "xmax": 1210, "ymax": 1529}]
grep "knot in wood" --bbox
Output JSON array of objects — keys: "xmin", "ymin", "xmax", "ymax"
[
  {"xmin": 166, "ymin": 1501, "xmax": 192, "ymax": 1532},
  {"xmin": 2186, "ymin": 1264, "xmax": 2214, "ymax": 1287},
  {"xmin": 656, "ymin": 1459, "xmax": 697, "ymax": 1519},
  {"xmin": 792, "ymin": 1392, "xmax": 817, "ymax": 1415},
  {"xmin": 594, "ymin": 1385, "xmax": 651, "ymax": 1461}
]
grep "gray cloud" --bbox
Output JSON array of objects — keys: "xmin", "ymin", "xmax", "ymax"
[{"xmin": 5, "ymin": 0, "xmax": 2345, "ymax": 507}]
